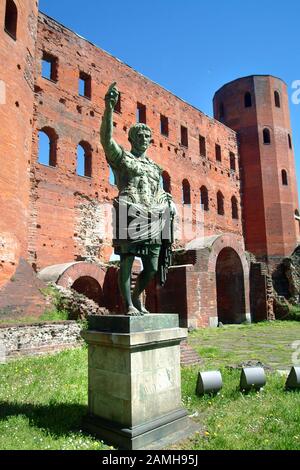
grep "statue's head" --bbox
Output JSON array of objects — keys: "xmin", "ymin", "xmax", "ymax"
[{"xmin": 128, "ymin": 123, "xmax": 152, "ymax": 155}]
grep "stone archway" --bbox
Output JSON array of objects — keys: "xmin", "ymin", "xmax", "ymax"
[{"xmin": 216, "ymin": 247, "xmax": 246, "ymax": 324}]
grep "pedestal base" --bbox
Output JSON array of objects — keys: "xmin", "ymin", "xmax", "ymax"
[
  {"xmin": 82, "ymin": 314, "xmax": 197, "ymax": 450},
  {"xmin": 83, "ymin": 409, "xmax": 197, "ymax": 450}
]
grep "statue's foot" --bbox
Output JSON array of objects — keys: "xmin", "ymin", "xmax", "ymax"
[
  {"xmin": 126, "ymin": 305, "xmax": 144, "ymax": 316},
  {"xmin": 132, "ymin": 296, "xmax": 150, "ymax": 315}
]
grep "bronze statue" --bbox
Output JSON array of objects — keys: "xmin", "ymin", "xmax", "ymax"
[{"xmin": 100, "ymin": 83, "xmax": 175, "ymax": 316}]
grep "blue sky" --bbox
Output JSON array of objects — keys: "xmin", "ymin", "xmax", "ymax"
[{"xmin": 39, "ymin": 0, "xmax": 300, "ymax": 196}]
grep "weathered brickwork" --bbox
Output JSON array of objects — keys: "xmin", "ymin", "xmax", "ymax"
[
  {"xmin": 214, "ymin": 76, "xmax": 299, "ymax": 260},
  {"xmin": 0, "ymin": 1, "xmax": 299, "ymax": 326},
  {"xmin": 0, "ymin": 321, "xmax": 83, "ymax": 360},
  {"xmin": 0, "ymin": 0, "xmax": 38, "ymax": 287}
]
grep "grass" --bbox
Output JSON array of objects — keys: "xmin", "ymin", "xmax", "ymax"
[{"xmin": 0, "ymin": 321, "xmax": 300, "ymax": 450}]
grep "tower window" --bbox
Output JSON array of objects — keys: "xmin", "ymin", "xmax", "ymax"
[
  {"xmin": 230, "ymin": 152, "xmax": 236, "ymax": 171},
  {"xmin": 199, "ymin": 135, "xmax": 206, "ymax": 156},
  {"xmin": 244, "ymin": 92, "xmax": 252, "ymax": 108},
  {"xmin": 274, "ymin": 91, "xmax": 281, "ymax": 108},
  {"xmin": 109, "ymin": 167, "xmax": 116, "ymax": 186},
  {"xmin": 231, "ymin": 196, "xmax": 239, "ymax": 219},
  {"xmin": 137, "ymin": 102, "xmax": 146, "ymax": 124},
  {"xmin": 4, "ymin": 0, "xmax": 17, "ymax": 40},
  {"xmin": 200, "ymin": 186, "xmax": 209, "ymax": 211},
  {"xmin": 288, "ymin": 134, "xmax": 292, "ymax": 149},
  {"xmin": 281, "ymin": 170, "xmax": 288, "ymax": 186},
  {"xmin": 182, "ymin": 179, "xmax": 191, "ymax": 204},
  {"xmin": 215, "ymin": 144, "xmax": 222, "ymax": 162},
  {"xmin": 42, "ymin": 52, "xmax": 58, "ymax": 82},
  {"xmin": 77, "ymin": 142, "xmax": 92, "ymax": 177},
  {"xmin": 160, "ymin": 115, "xmax": 169, "ymax": 137},
  {"xmin": 263, "ymin": 128, "xmax": 271, "ymax": 145},
  {"xmin": 181, "ymin": 125, "xmax": 188, "ymax": 147},
  {"xmin": 217, "ymin": 191, "xmax": 224, "ymax": 215},
  {"xmin": 38, "ymin": 128, "xmax": 58, "ymax": 167},
  {"xmin": 219, "ymin": 103, "xmax": 225, "ymax": 120},
  {"xmin": 79, "ymin": 72, "xmax": 91, "ymax": 99}
]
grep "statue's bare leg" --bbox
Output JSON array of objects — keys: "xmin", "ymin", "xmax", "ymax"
[
  {"xmin": 119, "ymin": 254, "xmax": 142, "ymax": 316},
  {"xmin": 132, "ymin": 254, "xmax": 159, "ymax": 314}
]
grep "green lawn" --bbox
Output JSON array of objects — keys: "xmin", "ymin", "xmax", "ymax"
[{"xmin": 1, "ymin": 321, "xmax": 300, "ymax": 450}]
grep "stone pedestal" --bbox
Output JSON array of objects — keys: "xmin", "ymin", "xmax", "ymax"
[{"xmin": 81, "ymin": 314, "xmax": 197, "ymax": 450}]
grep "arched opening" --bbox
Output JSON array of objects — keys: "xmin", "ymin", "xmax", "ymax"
[
  {"xmin": 162, "ymin": 171, "xmax": 171, "ymax": 193},
  {"xmin": 288, "ymin": 134, "xmax": 292, "ymax": 149},
  {"xmin": 109, "ymin": 166, "xmax": 116, "ymax": 185},
  {"xmin": 72, "ymin": 276, "xmax": 104, "ymax": 304},
  {"xmin": 182, "ymin": 179, "xmax": 191, "ymax": 204},
  {"xmin": 216, "ymin": 248, "xmax": 246, "ymax": 324},
  {"xmin": 263, "ymin": 128, "xmax": 271, "ymax": 145},
  {"xmin": 77, "ymin": 141, "xmax": 92, "ymax": 177},
  {"xmin": 274, "ymin": 91, "xmax": 281, "ymax": 108},
  {"xmin": 281, "ymin": 169, "xmax": 288, "ymax": 186},
  {"xmin": 231, "ymin": 196, "xmax": 239, "ymax": 219},
  {"xmin": 217, "ymin": 191, "xmax": 224, "ymax": 215},
  {"xmin": 230, "ymin": 152, "xmax": 236, "ymax": 171},
  {"xmin": 38, "ymin": 127, "xmax": 58, "ymax": 167},
  {"xmin": 200, "ymin": 186, "xmax": 209, "ymax": 211},
  {"xmin": 244, "ymin": 92, "xmax": 252, "ymax": 108},
  {"xmin": 4, "ymin": 0, "xmax": 17, "ymax": 40}
]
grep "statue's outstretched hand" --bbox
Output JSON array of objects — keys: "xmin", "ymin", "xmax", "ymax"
[{"xmin": 105, "ymin": 82, "xmax": 119, "ymax": 110}]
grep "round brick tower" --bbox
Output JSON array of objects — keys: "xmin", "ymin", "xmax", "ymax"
[
  {"xmin": 214, "ymin": 75, "xmax": 299, "ymax": 262},
  {"xmin": 0, "ymin": 0, "xmax": 39, "ymax": 287}
]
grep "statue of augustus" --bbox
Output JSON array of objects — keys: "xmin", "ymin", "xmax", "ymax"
[{"xmin": 100, "ymin": 83, "xmax": 175, "ymax": 316}]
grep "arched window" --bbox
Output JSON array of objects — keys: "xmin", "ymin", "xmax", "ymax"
[
  {"xmin": 109, "ymin": 167, "xmax": 116, "ymax": 185},
  {"xmin": 200, "ymin": 186, "xmax": 209, "ymax": 211},
  {"xmin": 231, "ymin": 196, "xmax": 238, "ymax": 219},
  {"xmin": 77, "ymin": 141, "xmax": 92, "ymax": 177},
  {"xmin": 244, "ymin": 92, "xmax": 252, "ymax": 108},
  {"xmin": 162, "ymin": 171, "xmax": 171, "ymax": 193},
  {"xmin": 274, "ymin": 91, "xmax": 281, "ymax": 108},
  {"xmin": 263, "ymin": 128, "xmax": 271, "ymax": 144},
  {"xmin": 217, "ymin": 191, "xmax": 224, "ymax": 216},
  {"xmin": 288, "ymin": 134, "xmax": 292, "ymax": 149},
  {"xmin": 4, "ymin": 0, "xmax": 18, "ymax": 40},
  {"xmin": 230, "ymin": 152, "xmax": 236, "ymax": 171},
  {"xmin": 281, "ymin": 169, "xmax": 288, "ymax": 186},
  {"xmin": 38, "ymin": 127, "xmax": 57, "ymax": 167},
  {"xmin": 182, "ymin": 179, "xmax": 191, "ymax": 205}
]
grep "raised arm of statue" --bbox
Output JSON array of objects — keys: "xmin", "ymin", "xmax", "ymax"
[{"xmin": 100, "ymin": 82, "xmax": 122, "ymax": 166}]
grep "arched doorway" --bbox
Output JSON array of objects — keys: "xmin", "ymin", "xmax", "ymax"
[
  {"xmin": 216, "ymin": 247, "xmax": 246, "ymax": 324},
  {"xmin": 71, "ymin": 275, "xmax": 104, "ymax": 304}
]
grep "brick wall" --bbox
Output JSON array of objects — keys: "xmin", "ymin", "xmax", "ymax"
[
  {"xmin": 214, "ymin": 75, "xmax": 299, "ymax": 259},
  {"xmin": 29, "ymin": 13, "xmax": 242, "ymax": 271},
  {"xmin": 0, "ymin": 320, "xmax": 82, "ymax": 361}
]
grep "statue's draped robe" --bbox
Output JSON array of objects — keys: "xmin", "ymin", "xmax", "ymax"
[{"xmin": 108, "ymin": 149, "xmax": 173, "ymax": 284}]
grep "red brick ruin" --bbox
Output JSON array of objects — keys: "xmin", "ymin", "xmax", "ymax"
[{"xmin": 0, "ymin": 0, "xmax": 299, "ymax": 326}]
